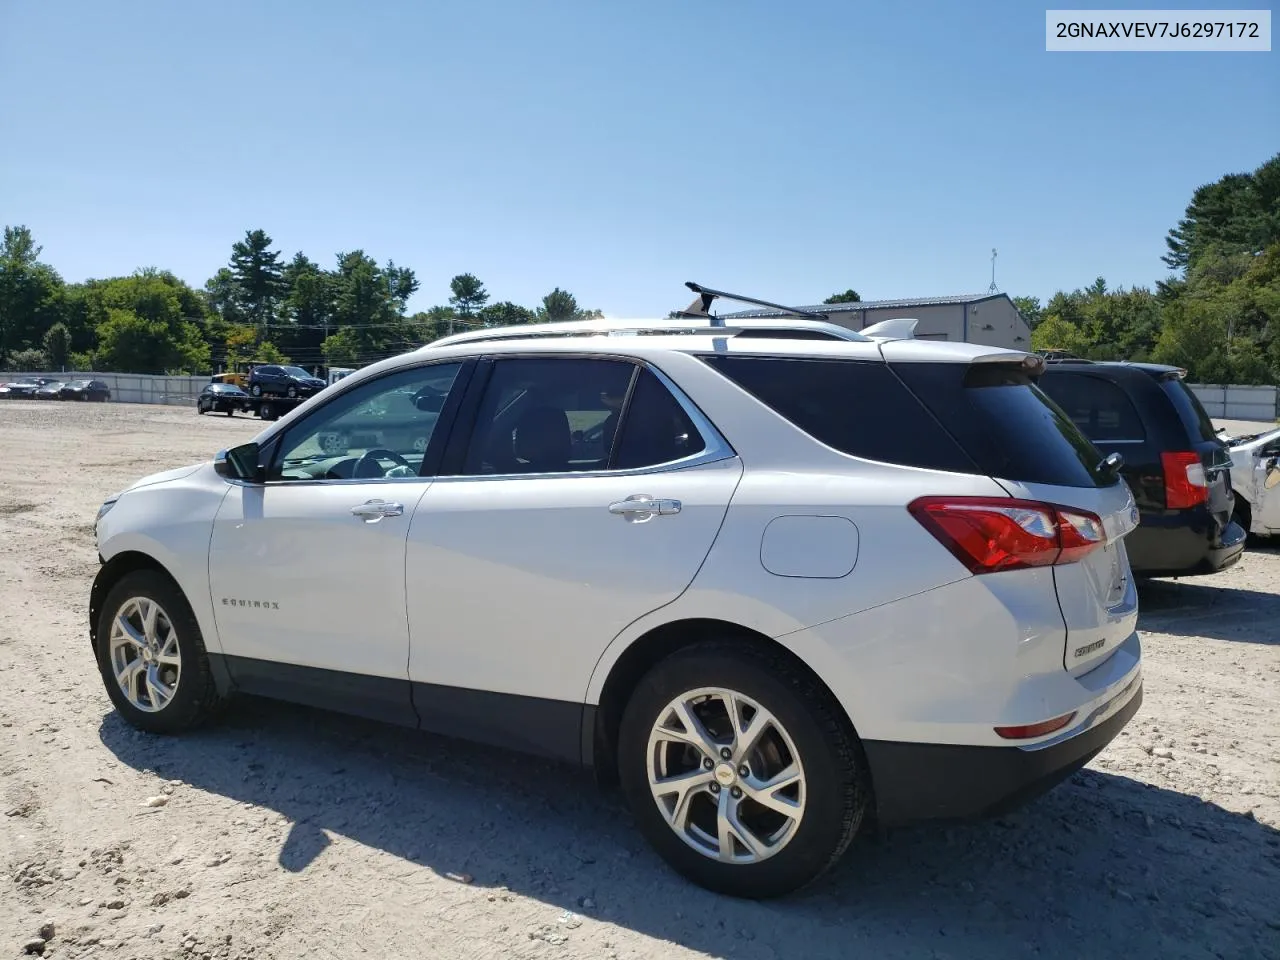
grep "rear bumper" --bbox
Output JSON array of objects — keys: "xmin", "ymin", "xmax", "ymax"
[
  {"xmin": 1125, "ymin": 507, "xmax": 1246, "ymax": 576},
  {"xmin": 862, "ymin": 672, "xmax": 1143, "ymax": 825}
]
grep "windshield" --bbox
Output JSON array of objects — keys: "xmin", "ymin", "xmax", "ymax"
[{"xmin": 282, "ymin": 366, "xmax": 312, "ymax": 379}]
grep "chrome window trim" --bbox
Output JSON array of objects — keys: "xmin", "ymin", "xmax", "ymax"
[{"xmin": 436, "ymin": 352, "xmax": 736, "ymax": 481}]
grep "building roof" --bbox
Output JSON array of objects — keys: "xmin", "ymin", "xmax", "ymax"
[{"xmin": 723, "ymin": 292, "xmax": 1011, "ymax": 318}]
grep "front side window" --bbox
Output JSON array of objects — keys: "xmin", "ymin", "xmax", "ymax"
[
  {"xmin": 269, "ymin": 362, "xmax": 462, "ymax": 482},
  {"xmin": 458, "ymin": 357, "xmax": 708, "ymax": 476}
]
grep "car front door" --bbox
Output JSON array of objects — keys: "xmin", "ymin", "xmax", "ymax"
[
  {"xmin": 208, "ymin": 359, "xmax": 470, "ymax": 723},
  {"xmin": 403, "ymin": 355, "xmax": 743, "ymax": 759}
]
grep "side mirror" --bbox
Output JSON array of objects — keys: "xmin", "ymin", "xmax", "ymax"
[
  {"xmin": 214, "ymin": 441, "xmax": 264, "ymax": 482},
  {"xmin": 412, "ymin": 388, "xmax": 445, "ymax": 413}
]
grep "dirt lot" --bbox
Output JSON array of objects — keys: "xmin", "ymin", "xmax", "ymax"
[{"xmin": 1, "ymin": 400, "xmax": 1277, "ymax": 960}]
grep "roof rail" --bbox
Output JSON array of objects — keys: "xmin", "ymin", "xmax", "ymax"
[{"xmin": 422, "ymin": 315, "xmax": 872, "ymax": 349}]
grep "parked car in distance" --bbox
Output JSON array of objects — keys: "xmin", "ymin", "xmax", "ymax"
[
  {"xmin": 34, "ymin": 381, "xmax": 66, "ymax": 400},
  {"xmin": 90, "ymin": 300, "xmax": 1144, "ymax": 898},
  {"xmin": 1036, "ymin": 359, "xmax": 1244, "ymax": 577},
  {"xmin": 247, "ymin": 364, "xmax": 326, "ymax": 399},
  {"xmin": 0, "ymin": 377, "xmax": 57, "ymax": 399},
  {"xmin": 59, "ymin": 379, "xmax": 112, "ymax": 402},
  {"xmin": 197, "ymin": 383, "xmax": 251, "ymax": 416},
  {"xmin": 1223, "ymin": 425, "xmax": 1280, "ymax": 537}
]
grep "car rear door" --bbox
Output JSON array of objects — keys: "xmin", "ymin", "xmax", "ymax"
[
  {"xmin": 403, "ymin": 355, "xmax": 741, "ymax": 753},
  {"xmin": 891, "ymin": 357, "xmax": 1139, "ymax": 677}
]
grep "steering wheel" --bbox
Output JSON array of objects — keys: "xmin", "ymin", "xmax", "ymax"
[{"xmin": 351, "ymin": 448, "xmax": 414, "ymax": 479}]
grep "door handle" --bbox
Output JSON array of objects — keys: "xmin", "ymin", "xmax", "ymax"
[
  {"xmin": 608, "ymin": 495, "xmax": 682, "ymax": 518},
  {"xmin": 351, "ymin": 499, "xmax": 404, "ymax": 522}
]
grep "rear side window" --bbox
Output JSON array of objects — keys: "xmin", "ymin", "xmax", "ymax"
[
  {"xmin": 1036, "ymin": 372, "xmax": 1147, "ymax": 442},
  {"xmin": 892, "ymin": 362, "xmax": 1117, "ymax": 488},
  {"xmin": 700, "ymin": 355, "xmax": 977, "ymax": 473},
  {"xmin": 612, "ymin": 368, "xmax": 707, "ymax": 469},
  {"xmin": 1161, "ymin": 379, "xmax": 1218, "ymax": 443}
]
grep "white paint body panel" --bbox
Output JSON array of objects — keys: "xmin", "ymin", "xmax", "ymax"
[
  {"xmin": 209, "ymin": 480, "xmax": 433, "ymax": 678},
  {"xmin": 405, "ymin": 458, "xmax": 743, "ymax": 700},
  {"xmin": 1225, "ymin": 428, "xmax": 1280, "ymax": 534},
  {"xmin": 95, "ymin": 462, "xmax": 233, "ymax": 655}
]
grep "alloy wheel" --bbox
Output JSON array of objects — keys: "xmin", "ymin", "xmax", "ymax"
[
  {"xmin": 646, "ymin": 686, "xmax": 806, "ymax": 864},
  {"xmin": 108, "ymin": 597, "xmax": 182, "ymax": 713}
]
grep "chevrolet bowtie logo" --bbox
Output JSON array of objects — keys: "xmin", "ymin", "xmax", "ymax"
[{"xmin": 221, "ymin": 598, "xmax": 280, "ymax": 610}]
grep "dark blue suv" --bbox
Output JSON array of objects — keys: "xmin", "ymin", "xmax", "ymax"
[
  {"xmin": 1037, "ymin": 359, "xmax": 1245, "ymax": 577},
  {"xmin": 247, "ymin": 364, "xmax": 326, "ymax": 399}
]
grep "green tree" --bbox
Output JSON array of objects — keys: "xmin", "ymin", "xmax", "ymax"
[
  {"xmin": 1163, "ymin": 152, "xmax": 1280, "ymax": 270},
  {"xmin": 478, "ymin": 301, "xmax": 537, "ymax": 328},
  {"xmin": 204, "ymin": 267, "xmax": 246, "ymax": 326},
  {"xmin": 823, "ymin": 288, "xmax": 861, "ymax": 304},
  {"xmin": 88, "ymin": 271, "xmax": 213, "ymax": 374},
  {"xmin": 279, "ymin": 253, "xmax": 333, "ymax": 363},
  {"xmin": 43, "ymin": 322, "xmax": 72, "ymax": 370},
  {"xmin": 448, "ymin": 273, "xmax": 489, "ymax": 330},
  {"xmin": 330, "ymin": 250, "xmax": 409, "ymax": 360},
  {"xmin": 1031, "ymin": 314, "xmax": 1091, "ymax": 356},
  {"xmin": 541, "ymin": 287, "xmax": 578, "ymax": 322},
  {"xmin": 0, "ymin": 225, "xmax": 65, "ymax": 365},
  {"xmin": 1012, "ymin": 296, "xmax": 1043, "ymax": 328},
  {"xmin": 322, "ymin": 327, "xmax": 360, "ymax": 366},
  {"xmin": 95, "ymin": 308, "xmax": 209, "ymax": 374},
  {"xmin": 228, "ymin": 229, "xmax": 286, "ymax": 333}
]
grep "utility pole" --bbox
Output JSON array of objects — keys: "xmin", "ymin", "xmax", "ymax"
[{"xmin": 988, "ymin": 249, "xmax": 999, "ymax": 294}]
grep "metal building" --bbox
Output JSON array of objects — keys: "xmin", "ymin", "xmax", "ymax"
[{"xmin": 723, "ymin": 293, "xmax": 1032, "ymax": 350}]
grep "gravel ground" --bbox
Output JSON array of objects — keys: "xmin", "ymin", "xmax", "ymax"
[{"xmin": 1, "ymin": 400, "xmax": 1278, "ymax": 960}]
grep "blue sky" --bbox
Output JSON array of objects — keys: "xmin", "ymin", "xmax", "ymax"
[{"xmin": 1, "ymin": 0, "xmax": 1275, "ymax": 316}]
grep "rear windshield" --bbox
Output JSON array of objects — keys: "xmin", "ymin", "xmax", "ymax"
[
  {"xmin": 1161, "ymin": 379, "xmax": 1218, "ymax": 443},
  {"xmin": 1036, "ymin": 371, "xmax": 1147, "ymax": 442},
  {"xmin": 891, "ymin": 362, "xmax": 1119, "ymax": 488}
]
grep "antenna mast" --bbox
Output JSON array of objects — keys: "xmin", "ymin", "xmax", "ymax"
[{"xmin": 988, "ymin": 248, "xmax": 999, "ymax": 293}]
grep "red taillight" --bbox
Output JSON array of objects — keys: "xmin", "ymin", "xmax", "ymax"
[
  {"xmin": 994, "ymin": 711, "xmax": 1076, "ymax": 740},
  {"xmin": 908, "ymin": 496, "xmax": 1106, "ymax": 574},
  {"xmin": 1160, "ymin": 451, "xmax": 1208, "ymax": 509}
]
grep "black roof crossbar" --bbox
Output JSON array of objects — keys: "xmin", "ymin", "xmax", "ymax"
[{"xmin": 674, "ymin": 282, "xmax": 830, "ymax": 323}]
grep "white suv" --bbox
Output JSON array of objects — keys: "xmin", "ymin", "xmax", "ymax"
[{"xmin": 90, "ymin": 306, "xmax": 1143, "ymax": 898}]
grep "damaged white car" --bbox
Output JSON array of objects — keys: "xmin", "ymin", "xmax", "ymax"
[{"xmin": 1223, "ymin": 426, "xmax": 1280, "ymax": 536}]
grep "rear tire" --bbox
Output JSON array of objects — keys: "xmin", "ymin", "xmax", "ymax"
[
  {"xmin": 94, "ymin": 570, "xmax": 223, "ymax": 734},
  {"xmin": 617, "ymin": 641, "xmax": 869, "ymax": 899}
]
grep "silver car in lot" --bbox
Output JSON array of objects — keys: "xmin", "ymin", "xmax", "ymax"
[{"xmin": 1223, "ymin": 426, "xmax": 1280, "ymax": 536}]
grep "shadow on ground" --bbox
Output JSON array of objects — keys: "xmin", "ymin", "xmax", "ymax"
[
  {"xmin": 100, "ymin": 700, "xmax": 1280, "ymax": 960},
  {"xmin": 1138, "ymin": 577, "xmax": 1280, "ymax": 645}
]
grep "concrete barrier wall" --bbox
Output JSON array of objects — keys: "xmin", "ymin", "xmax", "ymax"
[
  {"xmin": 0, "ymin": 371, "xmax": 210, "ymax": 406},
  {"xmin": 1188, "ymin": 383, "xmax": 1277, "ymax": 422}
]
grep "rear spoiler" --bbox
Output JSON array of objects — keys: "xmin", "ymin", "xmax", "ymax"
[{"xmin": 860, "ymin": 317, "xmax": 918, "ymax": 341}]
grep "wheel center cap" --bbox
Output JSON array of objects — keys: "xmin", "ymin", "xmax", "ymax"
[
  {"xmin": 714, "ymin": 763, "xmax": 736, "ymax": 787},
  {"xmin": 141, "ymin": 648, "xmax": 153, "ymax": 663}
]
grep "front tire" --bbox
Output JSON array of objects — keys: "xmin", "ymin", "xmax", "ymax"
[
  {"xmin": 617, "ymin": 641, "xmax": 869, "ymax": 898},
  {"xmin": 94, "ymin": 570, "xmax": 223, "ymax": 734}
]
